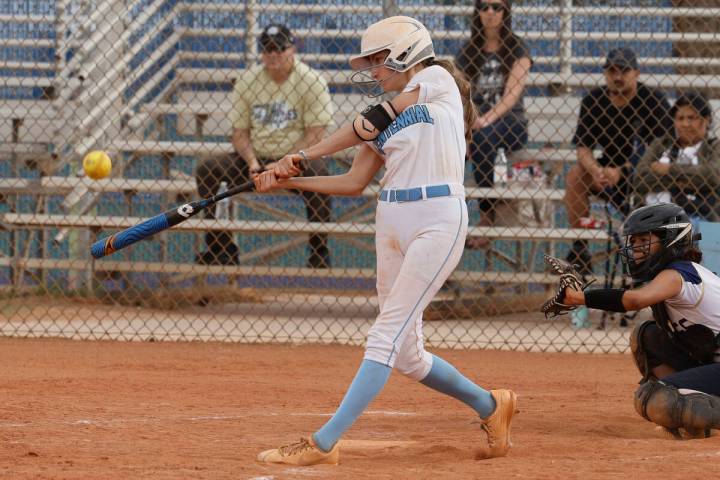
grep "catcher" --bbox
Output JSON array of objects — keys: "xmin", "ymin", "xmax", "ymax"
[{"xmin": 542, "ymin": 202, "xmax": 720, "ymax": 439}]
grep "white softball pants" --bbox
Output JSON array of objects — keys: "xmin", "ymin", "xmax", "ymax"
[{"xmin": 364, "ymin": 193, "xmax": 468, "ymax": 381}]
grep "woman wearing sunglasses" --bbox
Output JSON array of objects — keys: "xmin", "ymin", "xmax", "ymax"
[{"xmin": 457, "ymin": 0, "xmax": 533, "ymax": 249}]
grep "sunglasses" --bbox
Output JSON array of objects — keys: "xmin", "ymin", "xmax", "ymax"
[
  {"xmin": 478, "ymin": 2, "xmax": 506, "ymax": 12},
  {"xmin": 262, "ymin": 44, "xmax": 291, "ymax": 54}
]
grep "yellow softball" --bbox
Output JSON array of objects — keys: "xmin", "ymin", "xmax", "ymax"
[{"xmin": 82, "ymin": 150, "xmax": 112, "ymax": 180}]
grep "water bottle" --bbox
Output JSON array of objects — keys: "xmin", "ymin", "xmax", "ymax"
[
  {"xmin": 571, "ymin": 306, "xmax": 591, "ymax": 329},
  {"xmin": 494, "ymin": 147, "xmax": 508, "ymax": 187},
  {"xmin": 215, "ymin": 181, "xmax": 230, "ymax": 220}
]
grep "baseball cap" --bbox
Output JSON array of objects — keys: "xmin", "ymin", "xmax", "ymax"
[
  {"xmin": 603, "ymin": 48, "xmax": 638, "ymax": 70},
  {"xmin": 670, "ymin": 92, "xmax": 713, "ymax": 120},
  {"xmin": 259, "ymin": 24, "xmax": 295, "ymax": 51}
]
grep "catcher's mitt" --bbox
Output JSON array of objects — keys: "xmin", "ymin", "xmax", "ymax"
[{"xmin": 541, "ymin": 254, "xmax": 594, "ymax": 318}]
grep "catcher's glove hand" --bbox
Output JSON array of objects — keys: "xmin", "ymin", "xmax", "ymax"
[{"xmin": 541, "ymin": 254, "xmax": 595, "ymax": 318}]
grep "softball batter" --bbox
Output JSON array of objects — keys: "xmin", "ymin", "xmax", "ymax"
[{"xmin": 253, "ymin": 16, "xmax": 518, "ymax": 466}]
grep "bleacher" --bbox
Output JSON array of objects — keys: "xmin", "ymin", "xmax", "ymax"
[{"xmin": 2, "ymin": 0, "xmax": 720, "ymax": 294}]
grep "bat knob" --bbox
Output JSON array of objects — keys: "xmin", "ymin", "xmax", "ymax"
[
  {"xmin": 91, "ymin": 243, "xmax": 105, "ymax": 259},
  {"xmin": 91, "ymin": 236, "xmax": 113, "ymax": 258}
]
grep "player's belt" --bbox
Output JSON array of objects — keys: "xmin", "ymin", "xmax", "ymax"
[{"xmin": 379, "ymin": 184, "xmax": 452, "ymax": 203}]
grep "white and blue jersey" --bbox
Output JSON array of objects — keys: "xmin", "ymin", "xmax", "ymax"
[
  {"xmin": 369, "ymin": 65, "xmax": 466, "ymax": 191},
  {"xmin": 663, "ymin": 261, "xmax": 720, "ymax": 361}
]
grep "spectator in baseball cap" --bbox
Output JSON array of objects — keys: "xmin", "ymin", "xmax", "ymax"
[
  {"xmin": 565, "ymin": 45, "xmax": 672, "ymax": 275},
  {"xmin": 259, "ymin": 23, "xmax": 295, "ymax": 53},
  {"xmin": 194, "ymin": 21, "xmax": 334, "ymax": 268},
  {"xmin": 603, "ymin": 47, "xmax": 639, "ymax": 70}
]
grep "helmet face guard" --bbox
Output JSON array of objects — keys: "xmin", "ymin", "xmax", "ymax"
[
  {"xmin": 349, "ymin": 64, "xmax": 402, "ymax": 97},
  {"xmin": 619, "ymin": 203, "xmax": 693, "ymax": 283},
  {"xmin": 620, "ymin": 231, "xmax": 685, "ymax": 283}
]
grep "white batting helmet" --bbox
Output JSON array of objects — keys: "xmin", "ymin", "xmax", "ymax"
[{"xmin": 349, "ymin": 16, "xmax": 435, "ymax": 72}]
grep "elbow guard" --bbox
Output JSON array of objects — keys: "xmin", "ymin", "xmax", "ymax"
[{"xmin": 352, "ymin": 101, "xmax": 398, "ymax": 141}]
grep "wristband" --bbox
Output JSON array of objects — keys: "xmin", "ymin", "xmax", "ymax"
[{"xmin": 584, "ymin": 288, "xmax": 627, "ymax": 313}]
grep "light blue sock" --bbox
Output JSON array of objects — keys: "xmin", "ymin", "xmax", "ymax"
[
  {"xmin": 420, "ymin": 354, "xmax": 495, "ymax": 418},
  {"xmin": 312, "ymin": 359, "xmax": 392, "ymax": 452}
]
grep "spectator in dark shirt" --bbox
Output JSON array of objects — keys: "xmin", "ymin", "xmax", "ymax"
[
  {"xmin": 456, "ymin": 0, "xmax": 532, "ymax": 249},
  {"xmin": 635, "ymin": 92, "xmax": 720, "ymax": 224},
  {"xmin": 565, "ymin": 48, "xmax": 673, "ymax": 273}
]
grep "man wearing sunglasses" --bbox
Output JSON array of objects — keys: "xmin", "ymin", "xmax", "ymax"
[
  {"xmin": 195, "ymin": 24, "xmax": 334, "ymax": 268},
  {"xmin": 565, "ymin": 47, "xmax": 673, "ymax": 275}
]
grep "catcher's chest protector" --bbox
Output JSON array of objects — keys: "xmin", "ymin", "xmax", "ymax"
[{"xmin": 651, "ymin": 303, "xmax": 720, "ymax": 365}]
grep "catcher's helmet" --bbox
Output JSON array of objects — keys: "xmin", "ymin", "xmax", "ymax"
[
  {"xmin": 349, "ymin": 16, "xmax": 435, "ymax": 96},
  {"xmin": 620, "ymin": 202, "xmax": 694, "ymax": 283}
]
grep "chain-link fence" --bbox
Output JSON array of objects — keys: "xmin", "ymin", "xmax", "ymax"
[{"xmin": 2, "ymin": 0, "xmax": 720, "ymax": 352}]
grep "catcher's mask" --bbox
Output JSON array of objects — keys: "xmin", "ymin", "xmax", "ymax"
[
  {"xmin": 349, "ymin": 16, "xmax": 435, "ymax": 97},
  {"xmin": 620, "ymin": 202, "xmax": 694, "ymax": 283}
]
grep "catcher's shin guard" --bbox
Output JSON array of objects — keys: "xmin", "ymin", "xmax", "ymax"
[
  {"xmin": 630, "ymin": 321, "xmax": 656, "ymax": 383},
  {"xmin": 634, "ymin": 380, "xmax": 720, "ymax": 433}
]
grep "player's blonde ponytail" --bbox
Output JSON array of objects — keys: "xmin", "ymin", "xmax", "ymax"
[{"xmin": 422, "ymin": 58, "xmax": 477, "ymax": 141}]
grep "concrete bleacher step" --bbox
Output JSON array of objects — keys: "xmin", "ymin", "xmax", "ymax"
[
  {"xmin": 108, "ymin": 138, "xmax": 577, "ymax": 164},
  {"xmin": 139, "ymin": 91, "xmax": 580, "ymax": 147},
  {"xmin": 1, "ymin": 212, "xmax": 608, "ymax": 242}
]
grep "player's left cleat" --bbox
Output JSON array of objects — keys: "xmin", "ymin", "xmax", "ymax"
[
  {"xmin": 476, "ymin": 389, "xmax": 519, "ymax": 459},
  {"xmin": 257, "ymin": 436, "xmax": 339, "ymax": 466}
]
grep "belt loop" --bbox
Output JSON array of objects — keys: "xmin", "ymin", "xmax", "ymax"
[{"xmin": 421, "ymin": 186, "xmax": 427, "ymax": 200}]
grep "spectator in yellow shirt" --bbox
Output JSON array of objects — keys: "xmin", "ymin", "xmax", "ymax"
[{"xmin": 195, "ymin": 24, "xmax": 334, "ymax": 268}]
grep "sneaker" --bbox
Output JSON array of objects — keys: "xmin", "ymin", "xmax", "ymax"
[
  {"xmin": 257, "ymin": 437, "xmax": 339, "ymax": 466},
  {"xmin": 476, "ymin": 389, "xmax": 519, "ymax": 459}
]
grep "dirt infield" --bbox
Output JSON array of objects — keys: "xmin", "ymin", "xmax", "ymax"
[{"xmin": 1, "ymin": 338, "xmax": 718, "ymax": 479}]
